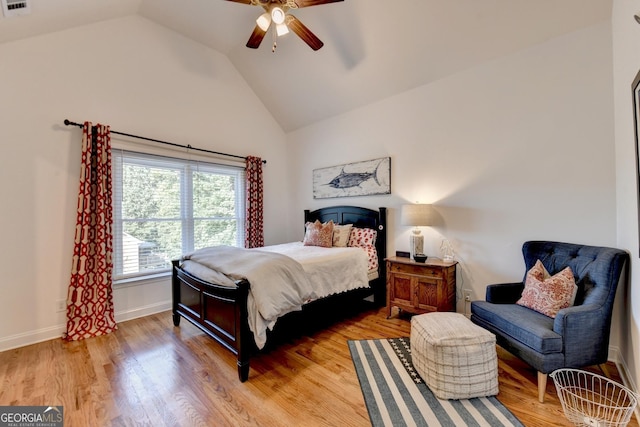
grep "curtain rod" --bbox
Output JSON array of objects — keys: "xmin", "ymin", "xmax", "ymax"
[{"xmin": 63, "ymin": 119, "xmax": 266, "ymax": 164}]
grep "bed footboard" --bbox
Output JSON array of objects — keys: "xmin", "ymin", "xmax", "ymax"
[{"xmin": 172, "ymin": 260, "xmax": 252, "ymax": 382}]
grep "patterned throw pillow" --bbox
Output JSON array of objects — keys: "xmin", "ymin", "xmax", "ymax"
[
  {"xmin": 332, "ymin": 224, "xmax": 353, "ymax": 247},
  {"xmin": 516, "ymin": 260, "xmax": 577, "ymax": 318},
  {"xmin": 525, "ymin": 259, "xmax": 548, "ymax": 283},
  {"xmin": 361, "ymin": 245, "xmax": 379, "ymax": 272},
  {"xmin": 303, "ymin": 220, "xmax": 334, "ymax": 247},
  {"xmin": 347, "ymin": 227, "xmax": 377, "ymax": 248}
]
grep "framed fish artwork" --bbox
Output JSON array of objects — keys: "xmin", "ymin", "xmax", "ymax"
[{"xmin": 313, "ymin": 157, "xmax": 391, "ymax": 199}]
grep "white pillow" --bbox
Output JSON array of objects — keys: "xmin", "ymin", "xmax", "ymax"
[{"xmin": 332, "ymin": 224, "xmax": 353, "ymax": 247}]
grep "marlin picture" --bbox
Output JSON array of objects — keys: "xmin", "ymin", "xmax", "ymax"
[
  {"xmin": 313, "ymin": 157, "xmax": 391, "ymax": 199},
  {"xmin": 327, "ymin": 159, "xmax": 383, "ymax": 189}
]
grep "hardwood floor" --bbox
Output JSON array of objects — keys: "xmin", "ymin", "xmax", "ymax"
[{"xmin": 0, "ymin": 303, "xmax": 637, "ymax": 427}]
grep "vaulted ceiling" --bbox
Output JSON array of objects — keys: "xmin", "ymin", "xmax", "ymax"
[{"xmin": 0, "ymin": 0, "xmax": 612, "ymax": 131}]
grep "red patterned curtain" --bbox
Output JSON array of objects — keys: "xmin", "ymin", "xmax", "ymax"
[
  {"xmin": 64, "ymin": 122, "xmax": 117, "ymax": 341},
  {"xmin": 245, "ymin": 156, "xmax": 264, "ymax": 248}
]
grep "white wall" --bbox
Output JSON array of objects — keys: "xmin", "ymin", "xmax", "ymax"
[
  {"xmin": 0, "ymin": 16, "xmax": 290, "ymax": 350},
  {"xmin": 612, "ymin": 0, "xmax": 640, "ymax": 393},
  {"xmin": 288, "ymin": 22, "xmax": 619, "ymax": 331}
]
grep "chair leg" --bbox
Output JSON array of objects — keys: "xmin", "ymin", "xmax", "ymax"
[
  {"xmin": 599, "ymin": 363, "xmax": 611, "ymax": 378},
  {"xmin": 538, "ymin": 372, "xmax": 547, "ymax": 403}
]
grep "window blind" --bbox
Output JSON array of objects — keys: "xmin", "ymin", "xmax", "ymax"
[{"xmin": 112, "ymin": 150, "xmax": 246, "ymax": 281}]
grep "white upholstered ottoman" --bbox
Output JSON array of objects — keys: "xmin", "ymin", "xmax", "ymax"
[{"xmin": 410, "ymin": 312, "xmax": 499, "ymax": 400}]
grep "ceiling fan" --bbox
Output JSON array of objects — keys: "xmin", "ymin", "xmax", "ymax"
[{"xmin": 226, "ymin": 0, "xmax": 343, "ymax": 52}]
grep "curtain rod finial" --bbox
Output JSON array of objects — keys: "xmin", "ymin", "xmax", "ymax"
[{"xmin": 64, "ymin": 119, "xmax": 70, "ymax": 125}]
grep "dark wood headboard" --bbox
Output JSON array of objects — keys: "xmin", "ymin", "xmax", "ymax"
[{"xmin": 304, "ymin": 206, "xmax": 387, "ymax": 305}]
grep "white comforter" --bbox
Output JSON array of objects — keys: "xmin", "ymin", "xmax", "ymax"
[
  {"xmin": 257, "ymin": 242, "xmax": 370, "ymax": 298},
  {"xmin": 181, "ymin": 242, "xmax": 369, "ymax": 349}
]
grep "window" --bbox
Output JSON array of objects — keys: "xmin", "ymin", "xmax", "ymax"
[{"xmin": 112, "ymin": 150, "xmax": 246, "ymax": 281}]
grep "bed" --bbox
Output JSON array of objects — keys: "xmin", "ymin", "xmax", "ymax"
[{"xmin": 171, "ymin": 205, "xmax": 387, "ymax": 382}]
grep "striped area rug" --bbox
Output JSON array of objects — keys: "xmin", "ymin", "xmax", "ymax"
[{"xmin": 348, "ymin": 337, "xmax": 524, "ymax": 427}]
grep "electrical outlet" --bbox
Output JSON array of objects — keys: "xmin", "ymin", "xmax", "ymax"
[
  {"xmin": 463, "ymin": 289, "xmax": 472, "ymax": 302},
  {"xmin": 56, "ymin": 299, "xmax": 66, "ymax": 313}
]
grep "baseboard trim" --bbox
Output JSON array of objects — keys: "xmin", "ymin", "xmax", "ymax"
[
  {"xmin": 114, "ymin": 301, "xmax": 171, "ymax": 323},
  {"xmin": 0, "ymin": 301, "xmax": 171, "ymax": 353},
  {"xmin": 611, "ymin": 347, "xmax": 640, "ymax": 423},
  {"xmin": 0, "ymin": 324, "xmax": 66, "ymax": 353}
]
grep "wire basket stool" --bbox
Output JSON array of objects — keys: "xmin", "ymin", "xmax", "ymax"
[{"xmin": 550, "ymin": 369, "xmax": 638, "ymax": 427}]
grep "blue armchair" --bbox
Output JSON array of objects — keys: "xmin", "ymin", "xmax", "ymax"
[{"xmin": 470, "ymin": 241, "xmax": 629, "ymax": 402}]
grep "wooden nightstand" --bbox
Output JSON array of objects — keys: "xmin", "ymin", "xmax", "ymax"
[{"xmin": 385, "ymin": 256, "xmax": 458, "ymax": 317}]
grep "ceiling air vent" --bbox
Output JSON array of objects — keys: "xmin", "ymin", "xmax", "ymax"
[{"xmin": 1, "ymin": 0, "xmax": 31, "ymax": 17}]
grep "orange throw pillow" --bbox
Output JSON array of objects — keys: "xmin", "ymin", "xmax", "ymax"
[
  {"xmin": 517, "ymin": 260, "xmax": 577, "ymax": 318},
  {"xmin": 303, "ymin": 220, "xmax": 334, "ymax": 248}
]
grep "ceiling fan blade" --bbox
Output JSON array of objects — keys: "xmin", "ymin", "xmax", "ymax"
[
  {"xmin": 292, "ymin": 0, "xmax": 343, "ymax": 8},
  {"xmin": 225, "ymin": 0, "xmax": 254, "ymax": 4},
  {"xmin": 286, "ymin": 15, "xmax": 323, "ymax": 50},
  {"xmin": 246, "ymin": 25, "xmax": 267, "ymax": 49}
]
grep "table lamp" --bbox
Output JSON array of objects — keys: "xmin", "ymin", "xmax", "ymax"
[{"xmin": 400, "ymin": 203, "xmax": 433, "ymax": 260}]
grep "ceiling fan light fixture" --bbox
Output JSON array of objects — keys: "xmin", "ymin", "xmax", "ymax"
[
  {"xmin": 256, "ymin": 12, "xmax": 271, "ymax": 31},
  {"xmin": 271, "ymin": 6, "xmax": 286, "ymax": 25},
  {"xmin": 233, "ymin": 0, "xmax": 340, "ymax": 51},
  {"xmin": 276, "ymin": 22, "xmax": 289, "ymax": 36}
]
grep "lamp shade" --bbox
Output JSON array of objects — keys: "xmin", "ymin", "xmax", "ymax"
[
  {"xmin": 276, "ymin": 23, "xmax": 289, "ymax": 36},
  {"xmin": 256, "ymin": 12, "xmax": 271, "ymax": 31},
  {"xmin": 401, "ymin": 204, "xmax": 433, "ymax": 227},
  {"xmin": 271, "ymin": 7, "xmax": 286, "ymax": 25}
]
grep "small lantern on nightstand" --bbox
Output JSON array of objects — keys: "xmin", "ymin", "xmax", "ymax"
[{"xmin": 400, "ymin": 203, "xmax": 433, "ymax": 261}]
